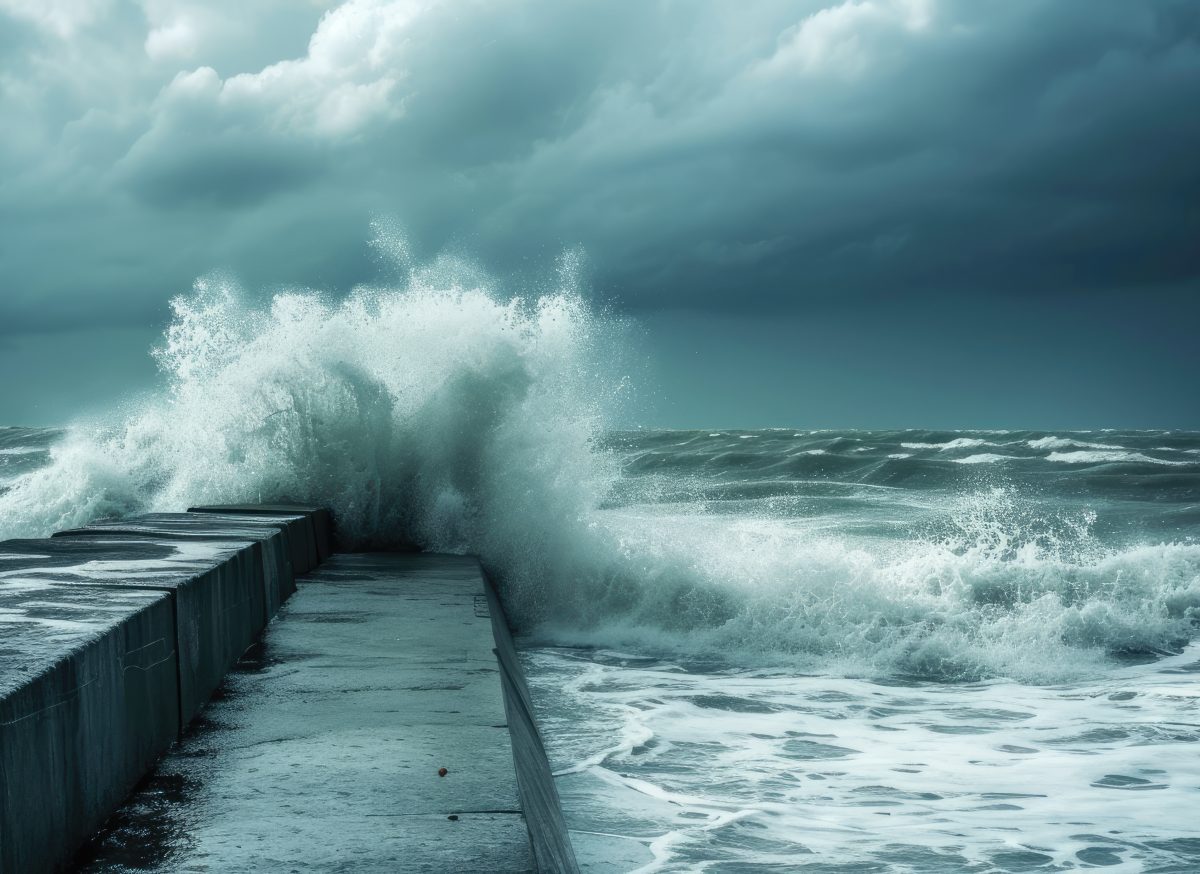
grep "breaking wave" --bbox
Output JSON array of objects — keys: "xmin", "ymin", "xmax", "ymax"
[
  {"xmin": 1, "ymin": 237, "xmax": 1198, "ymax": 683},
  {"xmin": 1047, "ymin": 449, "xmax": 1189, "ymax": 466}
]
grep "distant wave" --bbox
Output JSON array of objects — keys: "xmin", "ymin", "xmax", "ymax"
[
  {"xmin": 901, "ymin": 437, "xmax": 994, "ymax": 451},
  {"xmin": 1028, "ymin": 436, "xmax": 1123, "ymax": 451},
  {"xmin": 1047, "ymin": 450, "xmax": 1189, "ymax": 466}
]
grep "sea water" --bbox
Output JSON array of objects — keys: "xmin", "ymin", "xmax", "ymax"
[
  {"xmin": 1, "ymin": 255, "xmax": 1196, "ymax": 872},
  {"xmin": 521, "ymin": 430, "xmax": 1200, "ymax": 873}
]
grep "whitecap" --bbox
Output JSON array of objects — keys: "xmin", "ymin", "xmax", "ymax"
[
  {"xmin": 1047, "ymin": 450, "xmax": 1189, "ymax": 466},
  {"xmin": 939, "ymin": 437, "xmax": 991, "ymax": 450},
  {"xmin": 1028, "ymin": 436, "xmax": 1123, "ymax": 451},
  {"xmin": 901, "ymin": 438, "xmax": 992, "ymax": 451}
]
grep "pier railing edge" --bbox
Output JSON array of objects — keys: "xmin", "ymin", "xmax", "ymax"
[{"xmin": 481, "ymin": 566, "xmax": 582, "ymax": 874}]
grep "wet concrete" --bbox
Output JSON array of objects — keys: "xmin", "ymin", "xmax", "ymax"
[
  {"xmin": 0, "ymin": 579, "xmax": 178, "ymax": 874},
  {"xmin": 0, "ymin": 536, "xmax": 266, "ymax": 727},
  {"xmin": 77, "ymin": 554, "xmax": 543, "ymax": 873},
  {"xmin": 54, "ymin": 513, "xmax": 299, "ymax": 617},
  {"xmin": 188, "ymin": 505, "xmax": 333, "ymax": 567},
  {"xmin": 0, "ymin": 506, "xmax": 326, "ymax": 874}
]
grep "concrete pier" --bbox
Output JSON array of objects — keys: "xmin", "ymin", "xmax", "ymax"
[
  {"xmin": 54, "ymin": 513, "xmax": 301, "ymax": 618},
  {"xmin": 0, "ymin": 510, "xmax": 576, "ymax": 873},
  {"xmin": 0, "ymin": 508, "xmax": 323, "ymax": 873},
  {"xmin": 76, "ymin": 553, "xmax": 578, "ymax": 873}
]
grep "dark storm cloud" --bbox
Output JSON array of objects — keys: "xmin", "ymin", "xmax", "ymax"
[
  {"xmin": 124, "ymin": 137, "xmax": 325, "ymax": 209},
  {"xmin": 0, "ymin": 0, "xmax": 1197, "ymax": 424}
]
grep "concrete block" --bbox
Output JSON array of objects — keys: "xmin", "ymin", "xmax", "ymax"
[
  {"xmin": 77, "ymin": 553, "xmax": 550, "ymax": 873},
  {"xmin": 187, "ymin": 506, "xmax": 323, "ymax": 571},
  {"xmin": 54, "ymin": 513, "xmax": 295, "ymax": 619},
  {"xmin": 0, "ymin": 579, "xmax": 178, "ymax": 874},
  {"xmin": 0, "ymin": 536, "xmax": 264, "ymax": 727}
]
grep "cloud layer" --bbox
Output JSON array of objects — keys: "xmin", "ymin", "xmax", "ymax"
[{"xmin": 0, "ymin": 0, "xmax": 1197, "ymax": 423}]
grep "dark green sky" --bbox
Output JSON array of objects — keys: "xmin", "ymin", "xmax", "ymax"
[{"xmin": 1, "ymin": 0, "xmax": 1197, "ymax": 427}]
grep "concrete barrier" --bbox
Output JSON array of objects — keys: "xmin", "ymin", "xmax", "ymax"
[
  {"xmin": 54, "ymin": 514, "xmax": 297, "ymax": 618},
  {"xmin": 184, "ymin": 509, "xmax": 318, "ymax": 575},
  {"xmin": 0, "ymin": 536, "xmax": 265, "ymax": 727},
  {"xmin": 70, "ymin": 552, "xmax": 578, "ymax": 874},
  {"xmin": 0, "ymin": 580, "xmax": 178, "ymax": 874},
  {"xmin": 0, "ymin": 505, "xmax": 327, "ymax": 873},
  {"xmin": 1, "ymin": 507, "xmax": 578, "ymax": 873},
  {"xmin": 188, "ymin": 505, "xmax": 332, "ymax": 566},
  {"xmin": 483, "ymin": 571, "xmax": 581, "ymax": 873}
]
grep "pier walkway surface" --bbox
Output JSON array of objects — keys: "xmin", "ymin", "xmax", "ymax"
[{"xmin": 76, "ymin": 552, "xmax": 559, "ymax": 872}]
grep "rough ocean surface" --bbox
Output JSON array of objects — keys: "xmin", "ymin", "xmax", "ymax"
[
  {"xmin": 521, "ymin": 429, "xmax": 1200, "ymax": 873},
  {"xmin": 1, "ymin": 265, "xmax": 1197, "ymax": 871},
  {"xmin": 6, "ymin": 421, "xmax": 1199, "ymax": 871}
]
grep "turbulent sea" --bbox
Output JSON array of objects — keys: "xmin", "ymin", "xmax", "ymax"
[
  {"xmin": 1, "ymin": 270, "xmax": 1198, "ymax": 871},
  {"xmin": 526, "ymin": 429, "xmax": 1200, "ymax": 873}
]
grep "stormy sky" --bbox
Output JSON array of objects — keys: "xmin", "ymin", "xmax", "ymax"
[{"xmin": 1, "ymin": 0, "xmax": 1197, "ymax": 427}]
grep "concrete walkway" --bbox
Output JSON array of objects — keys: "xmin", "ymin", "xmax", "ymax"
[{"xmin": 78, "ymin": 553, "xmax": 535, "ymax": 872}]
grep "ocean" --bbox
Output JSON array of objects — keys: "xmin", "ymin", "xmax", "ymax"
[
  {"xmin": 522, "ymin": 429, "xmax": 1200, "ymax": 873},
  {"xmin": 1, "ymin": 282, "xmax": 1198, "ymax": 872}
]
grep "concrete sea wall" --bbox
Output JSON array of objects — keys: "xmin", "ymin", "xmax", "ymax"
[
  {"xmin": 1, "ymin": 506, "xmax": 575, "ymax": 873},
  {"xmin": 0, "ymin": 506, "xmax": 329, "ymax": 874},
  {"xmin": 484, "ymin": 572, "xmax": 580, "ymax": 873}
]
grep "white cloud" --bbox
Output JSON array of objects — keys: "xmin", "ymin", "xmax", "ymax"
[
  {"xmin": 145, "ymin": 17, "xmax": 201, "ymax": 61},
  {"xmin": 759, "ymin": 0, "xmax": 937, "ymax": 80},
  {"xmin": 0, "ymin": 0, "xmax": 113, "ymax": 38},
  {"xmin": 188, "ymin": 0, "xmax": 421, "ymax": 137}
]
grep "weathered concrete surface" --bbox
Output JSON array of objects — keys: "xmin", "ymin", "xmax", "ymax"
[
  {"xmin": 54, "ymin": 513, "xmax": 297, "ymax": 618},
  {"xmin": 78, "ymin": 554, "xmax": 568, "ymax": 873},
  {"xmin": 188, "ymin": 504, "xmax": 332, "ymax": 567},
  {"xmin": 485, "ymin": 579, "xmax": 580, "ymax": 874},
  {"xmin": 0, "ymin": 536, "xmax": 264, "ymax": 726},
  {"xmin": 187, "ymin": 509, "xmax": 318, "ymax": 577},
  {"xmin": 0, "ymin": 579, "xmax": 178, "ymax": 874}
]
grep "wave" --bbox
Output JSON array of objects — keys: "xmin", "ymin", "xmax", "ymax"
[
  {"xmin": 0, "ymin": 239, "xmax": 622, "ymax": 562},
  {"xmin": 1028, "ymin": 435, "xmax": 1123, "ymax": 451},
  {"xmin": 1, "ymin": 238, "xmax": 1197, "ymax": 684},
  {"xmin": 953, "ymin": 453, "xmax": 1012, "ymax": 464},
  {"xmin": 901, "ymin": 437, "xmax": 993, "ymax": 451},
  {"xmin": 577, "ymin": 487, "xmax": 1200, "ymax": 681},
  {"xmin": 1047, "ymin": 450, "xmax": 1190, "ymax": 466}
]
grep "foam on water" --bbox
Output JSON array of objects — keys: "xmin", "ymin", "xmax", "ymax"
[
  {"xmin": 900, "ymin": 438, "xmax": 994, "ymax": 451},
  {"xmin": 528, "ymin": 644, "xmax": 1200, "ymax": 872},
  {"xmin": 952, "ymin": 452, "xmax": 1010, "ymax": 464},
  {"xmin": 1027, "ymin": 435, "xmax": 1124, "ymax": 451},
  {"xmin": 1047, "ymin": 449, "xmax": 1189, "ymax": 466}
]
